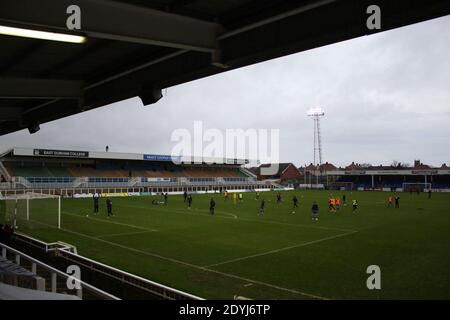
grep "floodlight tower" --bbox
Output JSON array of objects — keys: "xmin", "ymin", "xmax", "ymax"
[{"xmin": 307, "ymin": 107, "xmax": 325, "ymax": 187}]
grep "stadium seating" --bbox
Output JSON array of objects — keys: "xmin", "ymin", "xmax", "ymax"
[
  {"xmin": 0, "ymin": 156, "xmax": 257, "ymax": 192},
  {"xmin": 333, "ymin": 175, "xmax": 450, "ymax": 189},
  {"xmin": 69, "ymin": 168, "xmax": 129, "ymax": 178},
  {"xmin": 67, "ymin": 165, "xmax": 242, "ymax": 179},
  {"xmin": 5, "ymin": 164, "xmax": 73, "ymax": 178}
]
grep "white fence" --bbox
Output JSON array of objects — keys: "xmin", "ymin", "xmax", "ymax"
[
  {"xmin": 12, "ymin": 233, "xmax": 203, "ymax": 300},
  {"xmin": 0, "ymin": 239, "xmax": 119, "ymax": 300}
]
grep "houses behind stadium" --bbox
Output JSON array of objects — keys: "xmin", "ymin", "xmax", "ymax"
[{"xmin": 250, "ymin": 160, "xmax": 450, "ymax": 191}]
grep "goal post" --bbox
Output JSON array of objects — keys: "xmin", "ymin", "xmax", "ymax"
[
  {"xmin": 328, "ymin": 182, "xmax": 354, "ymax": 191},
  {"xmin": 0, "ymin": 192, "xmax": 61, "ymax": 230},
  {"xmin": 402, "ymin": 183, "xmax": 431, "ymax": 192}
]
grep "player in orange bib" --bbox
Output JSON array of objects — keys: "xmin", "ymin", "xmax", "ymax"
[
  {"xmin": 329, "ymin": 198, "xmax": 336, "ymax": 212},
  {"xmin": 335, "ymin": 197, "xmax": 341, "ymax": 211},
  {"xmin": 387, "ymin": 195, "xmax": 393, "ymax": 208}
]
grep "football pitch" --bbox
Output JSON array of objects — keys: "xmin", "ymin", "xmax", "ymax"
[{"xmin": 2, "ymin": 190, "xmax": 450, "ymax": 299}]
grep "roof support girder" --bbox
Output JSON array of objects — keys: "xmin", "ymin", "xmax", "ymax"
[
  {"xmin": 0, "ymin": 0, "xmax": 222, "ymax": 52},
  {"xmin": 0, "ymin": 77, "xmax": 83, "ymax": 99}
]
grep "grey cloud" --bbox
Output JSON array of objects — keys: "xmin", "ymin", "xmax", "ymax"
[{"xmin": 1, "ymin": 15, "xmax": 449, "ymax": 167}]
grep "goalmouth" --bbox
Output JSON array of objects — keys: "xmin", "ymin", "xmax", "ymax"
[
  {"xmin": 329, "ymin": 182, "xmax": 354, "ymax": 191},
  {"xmin": 0, "ymin": 191, "xmax": 61, "ymax": 230},
  {"xmin": 402, "ymin": 183, "xmax": 431, "ymax": 192}
]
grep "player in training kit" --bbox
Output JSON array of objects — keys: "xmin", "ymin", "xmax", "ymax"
[
  {"xmin": 311, "ymin": 202, "xmax": 319, "ymax": 221},
  {"xmin": 292, "ymin": 196, "xmax": 298, "ymax": 213},
  {"xmin": 387, "ymin": 196, "xmax": 393, "ymax": 208},
  {"xmin": 232, "ymin": 193, "xmax": 237, "ymax": 204},
  {"xmin": 259, "ymin": 199, "xmax": 265, "ymax": 216},
  {"xmin": 352, "ymin": 199, "xmax": 358, "ymax": 212},
  {"xmin": 187, "ymin": 195, "xmax": 192, "ymax": 209},
  {"xmin": 276, "ymin": 193, "xmax": 282, "ymax": 203},
  {"xmin": 106, "ymin": 198, "xmax": 113, "ymax": 217},
  {"xmin": 335, "ymin": 197, "xmax": 341, "ymax": 211},
  {"xmin": 93, "ymin": 192, "xmax": 99, "ymax": 214},
  {"xmin": 209, "ymin": 198, "xmax": 216, "ymax": 215},
  {"xmin": 183, "ymin": 190, "xmax": 188, "ymax": 202},
  {"xmin": 329, "ymin": 197, "xmax": 336, "ymax": 212},
  {"xmin": 293, "ymin": 196, "xmax": 298, "ymax": 207}
]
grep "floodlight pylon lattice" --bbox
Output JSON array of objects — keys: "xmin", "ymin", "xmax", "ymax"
[
  {"xmin": 307, "ymin": 108, "xmax": 325, "ymax": 168},
  {"xmin": 307, "ymin": 108, "xmax": 325, "ymax": 187}
]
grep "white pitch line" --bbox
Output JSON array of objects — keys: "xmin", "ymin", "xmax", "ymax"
[
  {"xmin": 30, "ymin": 218, "xmax": 204, "ymax": 270},
  {"xmin": 119, "ymin": 203, "xmax": 356, "ymax": 233},
  {"xmin": 203, "ymin": 230, "xmax": 357, "ymax": 268},
  {"xmin": 175, "ymin": 208, "xmax": 238, "ymax": 219},
  {"xmin": 62, "ymin": 210, "xmax": 158, "ymax": 232},
  {"xmin": 97, "ymin": 230, "xmax": 153, "ymax": 239},
  {"xmin": 26, "ymin": 219, "xmax": 328, "ymax": 300},
  {"xmin": 221, "ymin": 211, "xmax": 357, "ymax": 233},
  {"xmin": 215, "ymin": 210, "xmax": 238, "ymax": 219},
  {"xmin": 204, "ymin": 268, "xmax": 328, "ymax": 300},
  {"xmin": 120, "ymin": 203, "xmax": 238, "ymax": 220}
]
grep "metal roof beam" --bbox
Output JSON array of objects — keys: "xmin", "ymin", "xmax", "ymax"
[
  {"xmin": 0, "ymin": 107, "xmax": 23, "ymax": 121},
  {"xmin": 0, "ymin": 78, "xmax": 83, "ymax": 99},
  {"xmin": 0, "ymin": 0, "xmax": 221, "ymax": 52}
]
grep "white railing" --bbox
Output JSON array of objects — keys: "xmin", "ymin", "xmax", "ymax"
[
  {"xmin": 0, "ymin": 182, "xmax": 13, "ymax": 189},
  {"xmin": 240, "ymin": 167, "xmax": 257, "ymax": 179},
  {"xmin": 12, "ymin": 176, "xmax": 31, "ymax": 188},
  {"xmin": 0, "ymin": 240, "xmax": 119, "ymax": 300},
  {"xmin": 216, "ymin": 177, "xmax": 225, "ymax": 184},
  {"xmin": 1, "ymin": 176, "xmax": 269, "ymax": 191},
  {"xmin": 73, "ymin": 177, "xmax": 88, "ymax": 188},
  {"xmin": 0, "ymin": 160, "xmax": 11, "ymax": 182},
  {"xmin": 179, "ymin": 177, "xmax": 189, "ymax": 185},
  {"xmin": 128, "ymin": 177, "xmax": 141, "ymax": 187},
  {"xmin": 13, "ymin": 233, "xmax": 202, "ymax": 300}
]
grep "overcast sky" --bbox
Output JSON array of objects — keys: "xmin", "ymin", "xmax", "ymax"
[{"xmin": 1, "ymin": 15, "xmax": 449, "ymax": 168}]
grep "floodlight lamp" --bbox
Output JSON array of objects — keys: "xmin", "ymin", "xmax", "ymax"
[{"xmin": 307, "ymin": 107, "xmax": 325, "ymax": 116}]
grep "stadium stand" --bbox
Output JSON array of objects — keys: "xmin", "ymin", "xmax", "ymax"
[
  {"xmin": 298, "ymin": 160, "xmax": 450, "ymax": 191},
  {"xmin": 0, "ymin": 148, "xmax": 272, "ymax": 195}
]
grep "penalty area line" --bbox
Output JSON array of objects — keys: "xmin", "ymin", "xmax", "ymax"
[
  {"xmin": 27, "ymin": 219, "xmax": 329, "ymax": 300},
  {"xmin": 203, "ymin": 230, "xmax": 358, "ymax": 268},
  {"xmin": 97, "ymin": 230, "xmax": 154, "ymax": 239},
  {"xmin": 119, "ymin": 203, "xmax": 355, "ymax": 233},
  {"xmin": 62, "ymin": 210, "xmax": 158, "ymax": 232}
]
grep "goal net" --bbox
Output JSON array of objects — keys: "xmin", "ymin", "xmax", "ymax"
[
  {"xmin": 329, "ymin": 182, "xmax": 354, "ymax": 191},
  {"xmin": 0, "ymin": 192, "xmax": 61, "ymax": 230},
  {"xmin": 402, "ymin": 183, "xmax": 431, "ymax": 192}
]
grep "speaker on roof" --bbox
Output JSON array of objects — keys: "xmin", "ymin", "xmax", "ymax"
[
  {"xmin": 138, "ymin": 86, "xmax": 163, "ymax": 106},
  {"xmin": 27, "ymin": 121, "xmax": 40, "ymax": 134}
]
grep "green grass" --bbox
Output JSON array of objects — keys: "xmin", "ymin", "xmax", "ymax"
[{"xmin": 1, "ymin": 190, "xmax": 450, "ymax": 299}]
